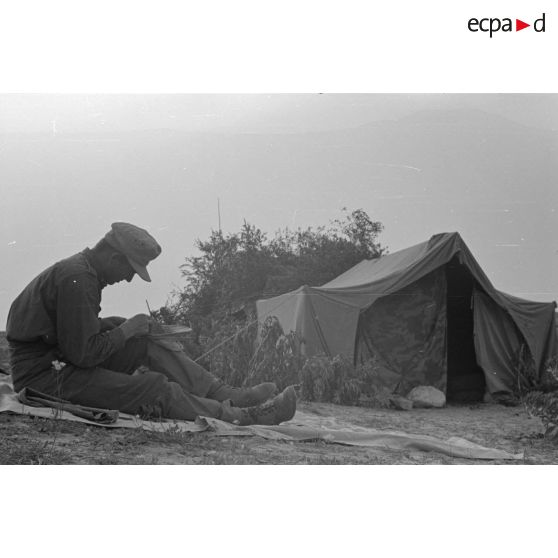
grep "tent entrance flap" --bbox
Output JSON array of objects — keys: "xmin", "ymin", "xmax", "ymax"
[
  {"xmin": 354, "ymin": 268, "xmax": 447, "ymax": 394},
  {"xmin": 445, "ymin": 256, "xmax": 486, "ymax": 402}
]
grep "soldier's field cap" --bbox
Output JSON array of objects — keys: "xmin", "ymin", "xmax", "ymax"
[{"xmin": 104, "ymin": 222, "xmax": 162, "ymax": 282}]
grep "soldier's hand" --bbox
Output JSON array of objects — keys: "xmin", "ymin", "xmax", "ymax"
[{"xmin": 120, "ymin": 314, "xmax": 152, "ymax": 340}]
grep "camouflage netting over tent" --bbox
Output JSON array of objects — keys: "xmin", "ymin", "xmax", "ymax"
[
  {"xmin": 256, "ymin": 232, "xmax": 558, "ymax": 401},
  {"xmin": 355, "ymin": 268, "xmax": 448, "ymax": 396}
]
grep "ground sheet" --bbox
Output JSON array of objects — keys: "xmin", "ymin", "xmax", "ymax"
[{"xmin": 0, "ymin": 373, "xmax": 523, "ymax": 460}]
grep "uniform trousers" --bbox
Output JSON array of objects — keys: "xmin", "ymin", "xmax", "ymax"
[{"xmin": 10, "ymin": 336, "xmax": 233, "ymax": 421}]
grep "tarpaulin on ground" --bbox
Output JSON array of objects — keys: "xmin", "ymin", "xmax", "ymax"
[
  {"xmin": 0, "ymin": 373, "xmax": 522, "ymax": 460},
  {"xmin": 256, "ymin": 232, "xmax": 557, "ymax": 393}
]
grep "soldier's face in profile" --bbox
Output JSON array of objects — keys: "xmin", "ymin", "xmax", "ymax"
[{"xmin": 105, "ymin": 253, "xmax": 136, "ymax": 285}]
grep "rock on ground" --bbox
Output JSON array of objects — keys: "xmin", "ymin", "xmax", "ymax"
[{"xmin": 407, "ymin": 386, "xmax": 446, "ymax": 408}]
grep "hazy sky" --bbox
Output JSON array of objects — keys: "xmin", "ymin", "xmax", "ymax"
[{"xmin": 1, "ymin": 93, "xmax": 557, "ymax": 326}]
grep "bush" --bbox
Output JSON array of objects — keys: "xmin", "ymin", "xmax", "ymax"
[
  {"xmin": 300, "ymin": 354, "xmax": 362, "ymax": 405},
  {"xmin": 514, "ymin": 343, "xmax": 538, "ymax": 394},
  {"xmin": 197, "ymin": 315, "xmax": 393, "ymax": 408},
  {"xmin": 541, "ymin": 356, "xmax": 558, "ymax": 392},
  {"xmin": 202, "ymin": 319, "xmax": 258, "ymax": 388},
  {"xmin": 198, "ymin": 316, "xmax": 304, "ymax": 391},
  {"xmin": 354, "ymin": 358, "xmax": 394, "ymax": 408},
  {"xmin": 515, "ymin": 344, "xmax": 558, "ymax": 395},
  {"xmin": 164, "ymin": 208, "xmax": 385, "ymax": 344},
  {"xmin": 243, "ymin": 317, "xmax": 304, "ymax": 390}
]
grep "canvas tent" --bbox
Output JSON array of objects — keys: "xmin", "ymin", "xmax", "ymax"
[{"xmin": 256, "ymin": 232, "xmax": 557, "ymax": 400}]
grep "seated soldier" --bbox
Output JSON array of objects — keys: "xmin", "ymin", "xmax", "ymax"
[{"xmin": 6, "ymin": 222, "xmax": 296, "ymax": 425}]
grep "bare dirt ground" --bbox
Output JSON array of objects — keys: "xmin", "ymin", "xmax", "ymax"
[
  {"xmin": 2, "ymin": 333, "xmax": 556, "ymax": 465},
  {"xmin": 1, "ymin": 398, "xmax": 556, "ymax": 465}
]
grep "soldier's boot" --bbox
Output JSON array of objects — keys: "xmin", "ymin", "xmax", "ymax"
[
  {"xmin": 238, "ymin": 385, "xmax": 297, "ymax": 426},
  {"xmin": 207, "ymin": 380, "xmax": 278, "ymax": 407}
]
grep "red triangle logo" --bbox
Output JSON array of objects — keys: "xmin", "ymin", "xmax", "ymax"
[{"xmin": 516, "ymin": 19, "xmax": 530, "ymax": 31}]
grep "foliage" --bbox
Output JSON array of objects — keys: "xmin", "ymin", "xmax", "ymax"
[
  {"xmin": 0, "ymin": 332, "xmax": 10, "ymax": 374},
  {"xmin": 194, "ymin": 314, "xmax": 390, "ymax": 407},
  {"xmin": 244, "ymin": 317, "xmax": 304, "ymax": 390},
  {"xmin": 203, "ymin": 319, "xmax": 259, "ymax": 388},
  {"xmin": 155, "ymin": 208, "xmax": 386, "ymax": 396},
  {"xmin": 516, "ymin": 350, "xmax": 558, "ymax": 440},
  {"xmin": 513, "ymin": 343, "xmax": 538, "ymax": 395},
  {"xmin": 162, "ymin": 208, "xmax": 385, "ymax": 389},
  {"xmin": 164, "ymin": 208, "xmax": 385, "ymax": 348},
  {"xmin": 300, "ymin": 354, "xmax": 362, "ymax": 405},
  {"xmin": 514, "ymin": 345, "xmax": 558, "ymax": 395},
  {"xmin": 175, "ymin": 222, "xmax": 274, "ymax": 334},
  {"xmin": 299, "ymin": 354, "xmax": 392, "ymax": 407},
  {"xmin": 202, "ymin": 316, "xmax": 303, "ymax": 390},
  {"xmin": 355, "ymin": 358, "xmax": 394, "ymax": 408},
  {"xmin": 267, "ymin": 208, "xmax": 385, "ymax": 292},
  {"xmin": 523, "ymin": 390, "xmax": 558, "ymax": 441},
  {"xmin": 541, "ymin": 356, "xmax": 558, "ymax": 392}
]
